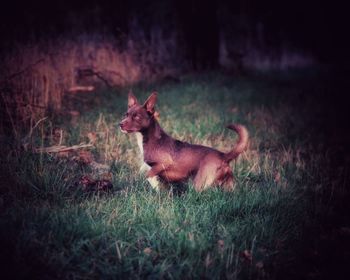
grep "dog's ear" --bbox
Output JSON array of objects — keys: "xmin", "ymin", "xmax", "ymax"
[
  {"xmin": 143, "ymin": 91, "xmax": 157, "ymax": 114},
  {"xmin": 128, "ymin": 91, "xmax": 139, "ymax": 108}
]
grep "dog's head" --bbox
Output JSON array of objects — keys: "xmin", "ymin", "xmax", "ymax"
[{"xmin": 119, "ymin": 91, "xmax": 159, "ymax": 133}]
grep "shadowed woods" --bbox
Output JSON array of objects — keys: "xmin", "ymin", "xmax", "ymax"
[{"xmin": 0, "ymin": 0, "xmax": 322, "ymax": 136}]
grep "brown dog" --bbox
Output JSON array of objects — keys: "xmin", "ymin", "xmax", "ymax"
[{"xmin": 119, "ymin": 91, "xmax": 248, "ymax": 192}]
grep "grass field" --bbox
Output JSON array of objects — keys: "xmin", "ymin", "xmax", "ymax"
[{"xmin": 0, "ymin": 70, "xmax": 349, "ymax": 279}]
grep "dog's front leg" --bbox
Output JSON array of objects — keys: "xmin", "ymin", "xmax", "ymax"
[
  {"xmin": 142, "ymin": 163, "xmax": 163, "ymax": 190},
  {"xmin": 146, "ymin": 177, "xmax": 162, "ymax": 191},
  {"xmin": 146, "ymin": 164, "xmax": 165, "ymax": 178},
  {"xmin": 146, "ymin": 164, "xmax": 168, "ymax": 191},
  {"xmin": 139, "ymin": 162, "xmax": 151, "ymax": 174}
]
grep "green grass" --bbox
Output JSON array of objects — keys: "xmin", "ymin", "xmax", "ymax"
[{"xmin": 0, "ymin": 70, "xmax": 347, "ymax": 279}]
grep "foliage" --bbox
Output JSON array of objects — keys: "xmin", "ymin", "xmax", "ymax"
[{"xmin": 0, "ymin": 71, "xmax": 347, "ymax": 279}]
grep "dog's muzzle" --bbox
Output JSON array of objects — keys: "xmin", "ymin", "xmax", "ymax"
[{"xmin": 119, "ymin": 122, "xmax": 128, "ymax": 133}]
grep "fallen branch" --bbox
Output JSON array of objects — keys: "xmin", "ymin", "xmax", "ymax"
[
  {"xmin": 34, "ymin": 143, "xmax": 94, "ymax": 153},
  {"xmin": 106, "ymin": 69, "xmax": 129, "ymax": 83},
  {"xmin": 67, "ymin": 85, "xmax": 95, "ymax": 93},
  {"xmin": 75, "ymin": 67, "xmax": 128, "ymax": 88},
  {"xmin": 94, "ymin": 71, "xmax": 114, "ymax": 88},
  {"xmin": 76, "ymin": 68, "xmax": 114, "ymax": 88}
]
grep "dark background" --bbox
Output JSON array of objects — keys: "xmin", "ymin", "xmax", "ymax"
[{"xmin": 0, "ymin": 0, "xmax": 348, "ymax": 68}]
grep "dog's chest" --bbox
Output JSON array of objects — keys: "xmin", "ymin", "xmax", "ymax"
[
  {"xmin": 135, "ymin": 133, "xmax": 173, "ymax": 172},
  {"xmin": 135, "ymin": 133, "xmax": 151, "ymax": 173},
  {"xmin": 138, "ymin": 133, "xmax": 174, "ymax": 166},
  {"xmin": 135, "ymin": 132, "xmax": 144, "ymax": 157},
  {"xmin": 135, "ymin": 132, "xmax": 157, "ymax": 162}
]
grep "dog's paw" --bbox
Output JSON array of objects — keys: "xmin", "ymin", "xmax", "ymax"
[{"xmin": 147, "ymin": 176, "xmax": 161, "ymax": 191}]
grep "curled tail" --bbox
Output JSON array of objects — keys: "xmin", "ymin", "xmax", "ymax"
[{"xmin": 224, "ymin": 124, "xmax": 249, "ymax": 162}]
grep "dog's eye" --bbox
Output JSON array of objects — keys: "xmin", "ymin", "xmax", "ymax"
[{"xmin": 133, "ymin": 115, "xmax": 141, "ymax": 121}]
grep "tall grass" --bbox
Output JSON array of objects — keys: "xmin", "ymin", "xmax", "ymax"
[
  {"xmin": 0, "ymin": 71, "xmax": 346, "ymax": 279},
  {"xmin": 0, "ymin": 26, "xmax": 315, "ymax": 139},
  {"xmin": 0, "ymin": 31, "xmax": 181, "ymax": 137}
]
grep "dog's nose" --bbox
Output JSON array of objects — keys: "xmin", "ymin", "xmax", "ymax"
[{"xmin": 119, "ymin": 120, "xmax": 127, "ymax": 129}]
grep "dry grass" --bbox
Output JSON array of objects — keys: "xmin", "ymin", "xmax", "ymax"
[{"xmin": 0, "ymin": 32, "xmax": 180, "ymax": 136}]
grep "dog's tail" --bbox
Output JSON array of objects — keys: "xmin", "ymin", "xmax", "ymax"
[{"xmin": 224, "ymin": 124, "xmax": 249, "ymax": 162}]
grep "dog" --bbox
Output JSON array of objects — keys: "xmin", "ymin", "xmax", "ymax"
[{"xmin": 119, "ymin": 91, "xmax": 248, "ymax": 192}]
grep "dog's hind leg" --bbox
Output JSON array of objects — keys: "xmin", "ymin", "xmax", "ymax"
[
  {"xmin": 220, "ymin": 172, "xmax": 235, "ymax": 192},
  {"xmin": 193, "ymin": 161, "xmax": 220, "ymax": 192},
  {"xmin": 194, "ymin": 160, "xmax": 235, "ymax": 192}
]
